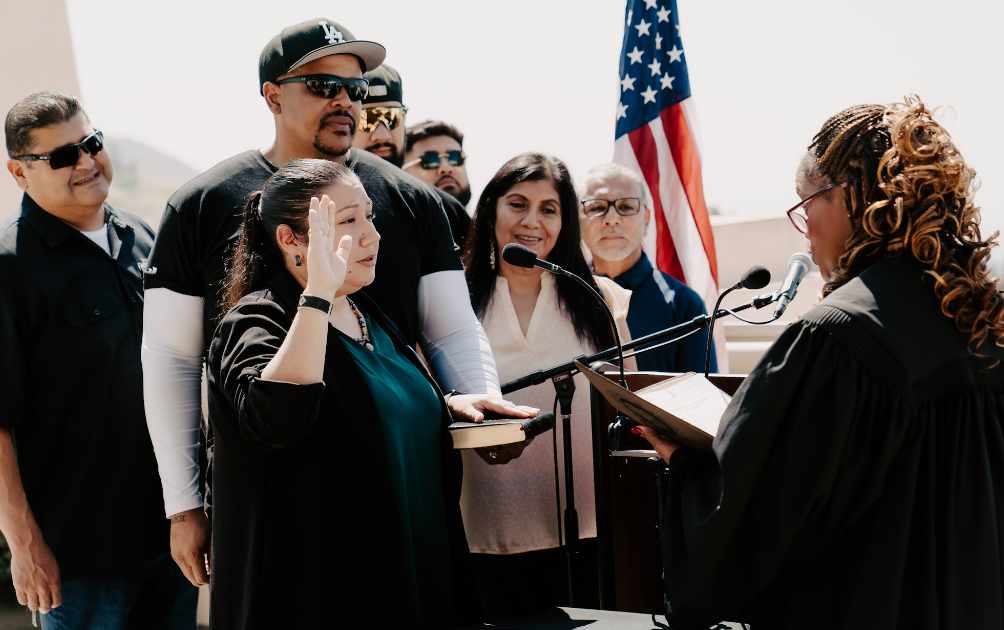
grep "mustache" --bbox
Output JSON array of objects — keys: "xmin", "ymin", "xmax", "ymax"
[
  {"xmin": 435, "ymin": 174, "xmax": 457, "ymax": 186},
  {"xmin": 320, "ymin": 109, "xmax": 357, "ymax": 132},
  {"xmin": 366, "ymin": 142, "xmax": 397, "ymax": 154},
  {"xmin": 598, "ymin": 227, "xmax": 629, "ymax": 238}
]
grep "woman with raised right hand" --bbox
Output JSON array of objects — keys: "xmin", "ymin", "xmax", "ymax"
[{"xmin": 206, "ymin": 158, "xmax": 534, "ymax": 629}]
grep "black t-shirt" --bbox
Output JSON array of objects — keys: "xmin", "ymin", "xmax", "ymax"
[
  {"xmin": 0, "ymin": 195, "xmax": 168, "ymax": 580},
  {"xmin": 145, "ymin": 149, "xmax": 463, "ymax": 349},
  {"xmin": 432, "ymin": 187, "xmax": 471, "ymax": 251}
]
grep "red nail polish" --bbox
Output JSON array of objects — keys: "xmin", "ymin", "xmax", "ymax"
[{"xmin": 631, "ymin": 427, "xmax": 643, "ymax": 435}]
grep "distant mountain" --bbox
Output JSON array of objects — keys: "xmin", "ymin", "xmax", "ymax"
[{"xmin": 104, "ymin": 136, "xmax": 200, "ymax": 230}]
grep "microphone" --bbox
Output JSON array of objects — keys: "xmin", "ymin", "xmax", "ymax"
[
  {"xmin": 501, "ymin": 243, "xmax": 626, "ymax": 386},
  {"xmin": 502, "ymin": 242, "xmax": 562, "ymax": 273},
  {"xmin": 704, "ymin": 265, "xmax": 772, "ymax": 379},
  {"xmin": 736, "ymin": 265, "xmax": 771, "ymax": 291},
  {"xmin": 772, "ymin": 253, "xmax": 813, "ymax": 319}
]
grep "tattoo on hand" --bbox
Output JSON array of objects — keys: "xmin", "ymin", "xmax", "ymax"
[{"xmin": 171, "ymin": 514, "xmax": 186, "ymax": 524}]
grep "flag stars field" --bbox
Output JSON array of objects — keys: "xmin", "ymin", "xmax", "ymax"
[{"xmin": 613, "ymin": 0, "xmax": 722, "ymax": 366}]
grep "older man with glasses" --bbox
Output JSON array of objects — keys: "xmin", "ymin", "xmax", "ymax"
[
  {"xmin": 579, "ymin": 163, "xmax": 715, "ymax": 373},
  {"xmin": 139, "ymin": 19, "xmax": 499, "ymax": 624}
]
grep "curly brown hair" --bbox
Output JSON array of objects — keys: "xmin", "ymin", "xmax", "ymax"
[{"xmin": 806, "ymin": 96, "xmax": 1003, "ymax": 365}]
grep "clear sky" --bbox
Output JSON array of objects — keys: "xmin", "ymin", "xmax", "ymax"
[{"xmin": 65, "ymin": 0, "xmax": 1003, "ymax": 245}]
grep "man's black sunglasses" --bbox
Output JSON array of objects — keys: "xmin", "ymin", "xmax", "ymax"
[
  {"xmin": 275, "ymin": 74, "xmax": 370, "ymax": 102},
  {"xmin": 12, "ymin": 130, "xmax": 104, "ymax": 170},
  {"xmin": 403, "ymin": 150, "xmax": 467, "ymax": 170}
]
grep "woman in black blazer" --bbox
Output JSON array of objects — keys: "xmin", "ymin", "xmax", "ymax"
[{"xmin": 206, "ymin": 159, "xmax": 535, "ymax": 629}]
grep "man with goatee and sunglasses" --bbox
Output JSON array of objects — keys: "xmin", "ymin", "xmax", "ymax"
[
  {"xmin": 1, "ymin": 92, "xmax": 198, "ymax": 628},
  {"xmin": 140, "ymin": 17, "xmax": 500, "ymax": 601},
  {"xmin": 353, "ymin": 65, "xmax": 471, "ymax": 249}
]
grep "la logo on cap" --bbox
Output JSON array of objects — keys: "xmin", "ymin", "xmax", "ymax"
[{"xmin": 319, "ymin": 21, "xmax": 345, "ymax": 45}]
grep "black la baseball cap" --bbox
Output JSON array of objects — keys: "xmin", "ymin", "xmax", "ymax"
[
  {"xmin": 362, "ymin": 65, "xmax": 403, "ymax": 105},
  {"xmin": 258, "ymin": 18, "xmax": 386, "ymax": 95}
]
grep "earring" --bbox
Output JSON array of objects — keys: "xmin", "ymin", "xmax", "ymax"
[
  {"xmin": 294, "ymin": 255, "xmax": 302, "ymax": 267},
  {"xmin": 489, "ymin": 236, "xmax": 496, "ymax": 270}
]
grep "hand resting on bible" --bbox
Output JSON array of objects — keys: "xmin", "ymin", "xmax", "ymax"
[{"xmin": 446, "ymin": 395, "xmax": 539, "ymax": 466}]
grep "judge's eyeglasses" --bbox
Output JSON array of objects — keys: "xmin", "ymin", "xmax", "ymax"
[{"xmin": 785, "ymin": 182, "xmax": 848, "ymax": 234}]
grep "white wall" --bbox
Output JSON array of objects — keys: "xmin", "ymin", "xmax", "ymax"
[{"xmin": 1, "ymin": 0, "xmax": 81, "ymax": 220}]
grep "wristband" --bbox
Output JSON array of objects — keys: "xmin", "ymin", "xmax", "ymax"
[{"xmin": 298, "ymin": 294, "xmax": 332, "ymax": 315}]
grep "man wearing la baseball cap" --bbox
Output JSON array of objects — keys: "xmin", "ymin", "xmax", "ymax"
[{"xmin": 140, "ymin": 17, "xmax": 496, "ymax": 629}]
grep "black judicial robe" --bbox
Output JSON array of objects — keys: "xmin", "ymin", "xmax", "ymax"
[
  {"xmin": 206, "ymin": 270, "xmax": 482, "ymax": 629},
  {"xmin": 661, "ymin": 256, "xmax": 1004, "ymax": 629}
]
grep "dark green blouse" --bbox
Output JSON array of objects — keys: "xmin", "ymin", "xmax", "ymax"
[{"xmin": 338, "ymin": 316, "xmax": 455, "ymax": 625}]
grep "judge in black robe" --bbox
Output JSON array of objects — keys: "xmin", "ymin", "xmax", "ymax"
[
  {"xmin": 653, "ymin": 257, "xmax": 1004, "ymax": 628},
  {"xmin": 638, "ymin": 100, "xmax": 1004, "ymax": 629}
]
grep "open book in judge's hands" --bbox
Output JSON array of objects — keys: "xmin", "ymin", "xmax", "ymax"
[{"xmin": 575, "ymin": 360, "xmax": 732, "ymax": 452}]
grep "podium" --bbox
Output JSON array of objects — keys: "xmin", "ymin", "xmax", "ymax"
[{"xmin": 589, "ymin": 370, "xmax": 748, "ymax": 614}]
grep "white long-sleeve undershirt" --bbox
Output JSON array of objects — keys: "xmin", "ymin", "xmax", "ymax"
[
  {"xmin": 417, "ymin": 270, "xmax": 501, "ymax": 397},
  {"xmin": 141, "ymin": 288, "xmax": 205, "ymax": 518},
  {"xmin": 142, "ymin": 270, "xmax": 500, "ymax": 517}
]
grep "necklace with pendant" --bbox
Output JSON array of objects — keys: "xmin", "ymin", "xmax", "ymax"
[{"xmin": 345, "ymin": 297, "xmax": 374, "ymax": 351}]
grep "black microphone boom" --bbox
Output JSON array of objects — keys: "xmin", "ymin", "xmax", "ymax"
[
  {"xmin": 704, "ymin": 265, "xmax": 772, "ymax": 379},
  {"xmin": 502, "ymin": 242, "xmax": 563, "ymax": 273},
  {"xmin": 501, "ymin": 242, "xmax": 537, "ymax": 268},
  {"xmin": 740, "ymin": 265, "xmax": 771, "ymax": 290}
]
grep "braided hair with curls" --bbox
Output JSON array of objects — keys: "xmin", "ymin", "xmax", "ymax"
[{"xmin": 806, "ymin": 96, "xmax": 1004, "ymax": 364}]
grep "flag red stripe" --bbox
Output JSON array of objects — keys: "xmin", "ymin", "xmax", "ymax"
[
  {"xmin": 660, "ymin": 105, "xmax": 718, "ymax": 284},
  {"xmin": 627, "ymin": 124, "xmax": 686, "ymax": 282}
]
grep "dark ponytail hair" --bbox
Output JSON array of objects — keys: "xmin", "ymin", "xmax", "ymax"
[
  {"xmin": 462, "ymin": 152, "xmax": 616, "ymax": 352},
  {"xmin": 222, "ymin": 158, "xmax": 359, "ymax": 315}
]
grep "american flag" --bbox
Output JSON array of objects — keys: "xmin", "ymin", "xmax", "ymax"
[{"xmin": 613, "ymin": 0, "xmax": 727, "ymax": 371}]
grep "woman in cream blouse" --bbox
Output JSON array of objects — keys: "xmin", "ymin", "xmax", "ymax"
[{"xmin": 460, "ymin": 153, "xmax": 636, "ymax": 619}]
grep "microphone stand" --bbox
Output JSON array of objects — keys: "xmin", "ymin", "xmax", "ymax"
[
  {"xmin": 542, "ymin": 268, "xmax": 625, "ymax": 608},
  {"xmin": 500, "ymin": 292, "xmax": 776, "ymax": 603}
]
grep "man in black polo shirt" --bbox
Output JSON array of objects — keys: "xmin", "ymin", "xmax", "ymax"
[
  {"xmin": 0, "ymin": 92, "xmax": 197, "ymax": 628},
  {"xmin": 141, "ymin": 18, "xmax": 500, "ymax": 593}
]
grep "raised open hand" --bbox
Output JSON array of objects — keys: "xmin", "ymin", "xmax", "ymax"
[{"xmin": 304, "ymin": 195, "xmax": 353, "ymax": 300}]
